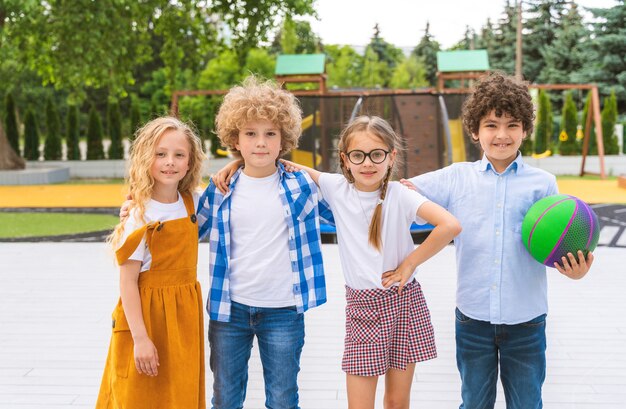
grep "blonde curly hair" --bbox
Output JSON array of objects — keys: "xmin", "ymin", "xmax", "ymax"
[
  {"xmin": 108, "ymin": 116, "xmax": 206, "ymax": 252},
  {"xmin": 215, "ymin": 76, "xmax": 302, "ymax": 159}
]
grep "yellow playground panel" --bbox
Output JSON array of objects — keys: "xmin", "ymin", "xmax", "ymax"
[
  {"xmin": 448, "ymin": 119, "xmax": 466, "ymax": 163},
  {"xmin": 291, "ymin": 110, "xmax": 322, "ymax": 168}
]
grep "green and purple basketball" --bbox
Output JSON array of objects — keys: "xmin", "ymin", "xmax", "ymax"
[{"xmin": 521, "ymin": 194, "xmax": 599, "ymax": 267}]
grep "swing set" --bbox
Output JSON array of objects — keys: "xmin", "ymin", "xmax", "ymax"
[
  {"xmin": 170, "ymin": 55, "xmax": 607, "ymax": 179},
  {"xmin": 530, "ymin": 84, "xmax": 606, "ymax": 179}
]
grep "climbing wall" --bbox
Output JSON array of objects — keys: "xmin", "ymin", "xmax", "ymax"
[{"xmin": 393, "ymin": 95, "xmax": 443, "ymax": 177}]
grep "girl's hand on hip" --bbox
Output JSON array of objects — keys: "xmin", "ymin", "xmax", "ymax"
[{"xmin": 381, "ymin": 263, "xmax": 413, "ymax": 294}]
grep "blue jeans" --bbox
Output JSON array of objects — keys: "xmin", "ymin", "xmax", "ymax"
[
  {"xmin": 455, "ymin": 308, "xmax": 546, "ymax": 409},
  {"xmin": 208, "ymin": 301, "xmax": 305, "ymax": 409}
]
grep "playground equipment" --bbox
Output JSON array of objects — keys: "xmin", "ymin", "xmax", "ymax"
[
  {"xmin": 292, "ymin": 110, "xmax": 322, "ymax": 168},
  {"xmin": 169, "ymin": 53, "xmax": 607, "ymax": 179}
]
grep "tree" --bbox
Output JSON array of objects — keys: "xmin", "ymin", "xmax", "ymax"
[
  {"xmin": 0, "ymin": 1, "xmax": 29, "ymax": 169},
  {"xmin": 360, "ymin": 47, "xmax": 386, "ymax": 89},
  {"xmin": 576, "ymin": 4, "xmax": 626, "ymax": 106},
  {"xmin": 412, "ymin": 22, "xmax": 440, "ymax": 86},
  {"xmin": 292, "ymin": 19, "xmax": 322, "ymax": 54},
  {"xmin": 489, "ymin": 1, "xmax": 517, "ymax": 75},
  {"xmin": 450, "ymin": 26, "xmax": 475, "ymax": 51},
  {"xmin": 325, "ymin": 45, "xmax": 363, "ymax": 89},
  {"xmin": 129, "ymin": 95, "xmax": 142, "ymax": 142},
  {"xmin": 23, "ymin": 109, "xmax": 40, "ymax": 161},
  {"xmin": 43, "ymin": 98, "xmax": 62, "ymax": 160},
  {"xmin": 601, "ymin": 90, "xmax": 619, "ymax": 155},
  {"xmin": 363, "ymin": 24, "xmax": 404, "ymax": 88},
  {"xmin": 534, "ymin": 89, "xmax": 552, "ymax": 154},
  {"xmin": 66, "ymin": 104, "xmax": 80, "ymax": 160},
  {"xmin": 273, "ymin": 16, "xmax": 321, "ymax": 55},
  {"xmin": 6, "ymin": 1, "xmax": 224, "ymax": 102},
  {"xmin": 4, "ymin": 92, "xmax": 19, "ymax": 154},
  {"xmin": 280, "ymin": 15, "xmax": 298, "ymax": 54},
  {"xmin": 209, "ymin": 0, "xmax": 315, "ymax": 65},
  {"xmin": 243, "ymin": 49, "xmax": 276, "ymax": 80},
  {"xmin": 522, "ymin": 0, "xmax": 568, "ymax": 83},
  {"xmin": 10, "ymin": 1, "xmax": 153, "ymax": 102},
  {"xmin": 197, "ymin": 49, "xmax": 241, "ymax": 157},
  {"xmin": 369, "ymin": 24, "xmax": 404, "ymax": 70},
  {"xmin": 107, "ymin": 100, "xmax": 123, "ymax": 159},
  {"xmin": 475, "ymin": 19, "xmax": 497, "ymax": 57},
  {"xmin": 87, "ymin": 106, "xmax": 104, "ymax": 160},
  {"xmin": 389, "ymin": 55, "xmax": 429, "ymax": 89},
  {"xmin": 0, "ymin": 125, "xmax": 25, "ymax": 169},
  {"xmin": 558, "ymin": 92, "xmax": 579, "ymax": 155},
  {"xmin": 538, "ymin": 3, "xmax": 589, "ymax": 85}
]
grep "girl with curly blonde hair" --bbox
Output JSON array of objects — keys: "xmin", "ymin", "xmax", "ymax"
[{"xmin": 98, "ymin": 116, "xmax": 207, "ymax": 409}]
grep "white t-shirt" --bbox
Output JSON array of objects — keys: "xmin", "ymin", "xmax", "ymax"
[
  {"xmin": 318, "ymin": 173, "xmax": 429, "ymax": 289},
  {"xmin": 122, "ymin": 191, "xmax": 199, "ymax": 272},
  {"xmin": 228, "ymin": 170, "xmax": 294, "ymax": 307}
]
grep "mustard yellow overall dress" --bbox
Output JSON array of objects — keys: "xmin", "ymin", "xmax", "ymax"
[{"xmin": 96, "ymin": 193, "xmax": 205, "ymax": 408}]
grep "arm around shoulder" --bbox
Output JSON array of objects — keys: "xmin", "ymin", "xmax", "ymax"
[{"xmin": 280, "ymin": 159, "xmax": 322, "ymax": 185}]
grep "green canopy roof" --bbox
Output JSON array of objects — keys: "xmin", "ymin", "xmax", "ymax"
[
  {"xmin": 275, "ymin": 54, "xmax": 326, "ymax": 75},
  {"xmin": 437, "ymin": 50, "xmax": 490, "ymax": 72}
]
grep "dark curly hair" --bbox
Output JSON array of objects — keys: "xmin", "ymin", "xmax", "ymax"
[{"xmin": 462, "ymin": 71, "xmax": 534, "ymax": 143}]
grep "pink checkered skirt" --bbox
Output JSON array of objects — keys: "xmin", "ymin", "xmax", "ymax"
[{"xmin": 342, "ymin": 280, "xmax": 437, "ymax": 377}]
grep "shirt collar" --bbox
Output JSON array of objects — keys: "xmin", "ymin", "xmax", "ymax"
[
  {"xmin": 229, "ymin": 162, "xmax": 288, "ymax": 190},
  {"xmin": 479, "ymin": 151, "xmax": 524, "ymax": 175}
]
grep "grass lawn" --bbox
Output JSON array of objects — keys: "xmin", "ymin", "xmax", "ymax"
[{"xmin": 0, "ymin": 213, "xmax": 118, "ymax": 238}]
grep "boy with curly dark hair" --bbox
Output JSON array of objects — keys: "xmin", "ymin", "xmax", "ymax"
[{"xmin": 404, "ymin": 71, "xmax": 593, "ymax": 408}]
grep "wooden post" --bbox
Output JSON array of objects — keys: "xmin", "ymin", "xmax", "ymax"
[
  {"xmin": 170, "ymin": 92, "xmax": 180, "ymax": 117},
  {"xmin": 591, "ymin": 86, "xmax": 606, "ymax": 178},
  {"xmin": 580, "ymin": 91, "xmax": 593, "ymax": 176}
]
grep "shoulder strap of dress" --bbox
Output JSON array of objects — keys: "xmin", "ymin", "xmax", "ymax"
[
  {"xmin": 181, "ymin": 191, "xmax": 195, "ymax": 217},
  {"xmin": 115, "ymin": 221, "xmax": 159, "ymax": 265}
]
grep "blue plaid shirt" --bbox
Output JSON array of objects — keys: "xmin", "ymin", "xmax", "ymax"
[{"xmin": 197, "ymin": 163, "xmax": 334, "ymax": 322}]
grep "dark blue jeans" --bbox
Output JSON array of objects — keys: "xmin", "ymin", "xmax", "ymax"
[
  {"xmin": 208, "ymin": 301, "xmax": 305, "ymax": 409},
  {"xmin": 455, "ymin": 308, "xmax": 546, "ymax": 409}
]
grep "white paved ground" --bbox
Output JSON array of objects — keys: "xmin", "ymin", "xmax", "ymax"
[{"xmin": 0, "ymin": 243, "xmax": 624, "ymax": 409}]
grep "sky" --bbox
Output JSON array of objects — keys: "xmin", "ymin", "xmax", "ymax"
[{"xmin": 306, "ymin": 0, "xmax": 619, "ymax": 50}]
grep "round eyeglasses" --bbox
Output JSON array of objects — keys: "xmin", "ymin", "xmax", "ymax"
[{"xmin": 345, "ymin": 149, "xmax": 390, "ymax": 165}]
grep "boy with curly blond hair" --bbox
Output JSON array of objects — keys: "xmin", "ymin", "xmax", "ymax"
[
  {"xmin": 196, "ymin": 76, "xmax": 333, "ymax": 409},
  {"xmin": 405, "ymin": 71, "xmax": 593, "ymax": 408}
]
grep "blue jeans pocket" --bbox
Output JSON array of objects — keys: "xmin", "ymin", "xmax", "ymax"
[
  {"xmin": 521, "ymin": 313, "xmax": 547, "ymax": 328},
  {"xmin": 455, "ymin": 307, "xmax": 472, "ymax": 324},
  {"xmin": 347, "ymin": 307, "xmax": 380, "ymax": 343}
]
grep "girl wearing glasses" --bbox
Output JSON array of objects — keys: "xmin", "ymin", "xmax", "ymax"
[{"xmin": 281, "ymin": 115, "xmax": 461, "ymax": 408}]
